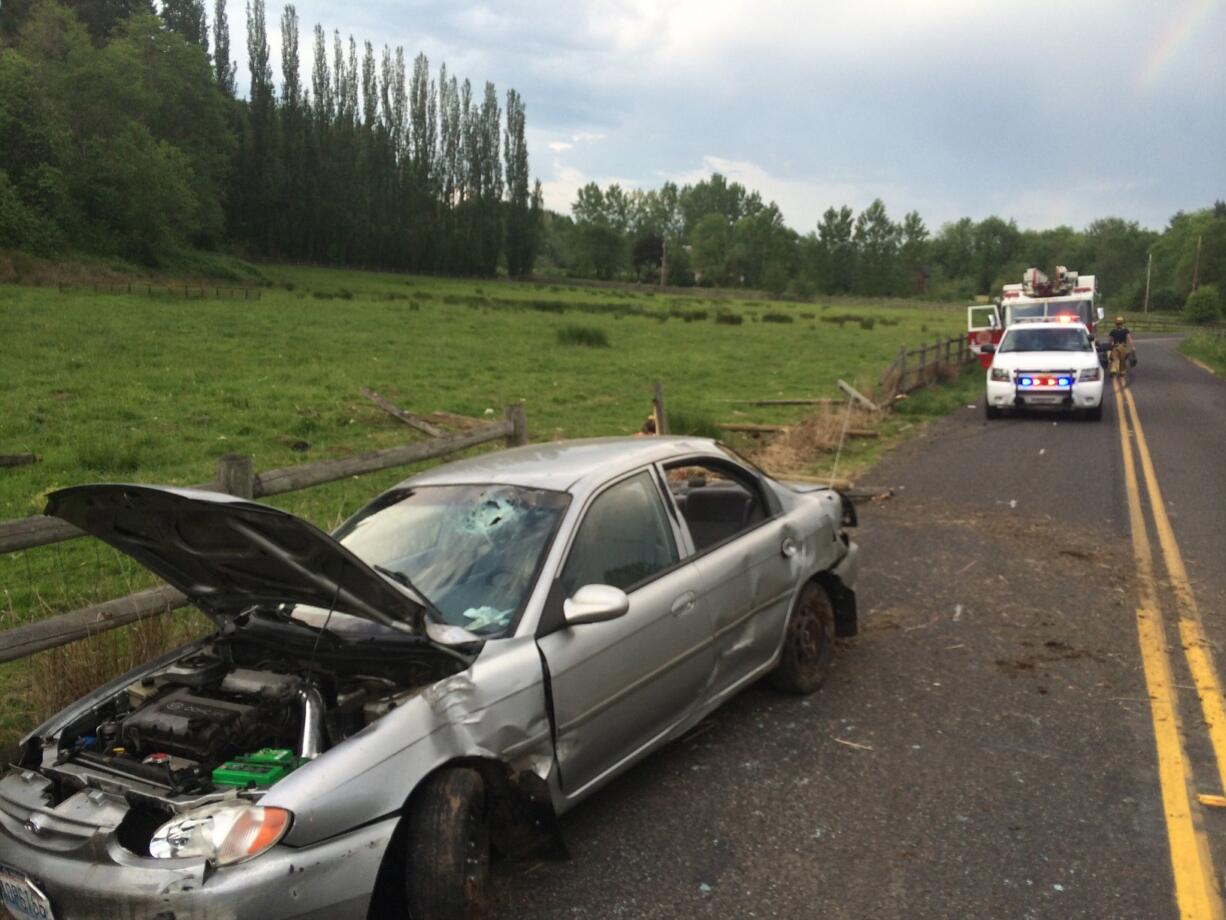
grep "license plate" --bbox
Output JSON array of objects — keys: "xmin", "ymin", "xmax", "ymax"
[
  {"xmin": 1025, "ymin": 395, "xmax": 1063, "ymax": 405},
  {"xmin": 0, "ymin": 864, "xmax": 54, "ymax": 920}
]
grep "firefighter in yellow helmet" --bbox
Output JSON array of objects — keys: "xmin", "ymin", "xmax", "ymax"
[{"xmin": 1107, "ymin": 316, "xmax": 1134, "ymax": 377}]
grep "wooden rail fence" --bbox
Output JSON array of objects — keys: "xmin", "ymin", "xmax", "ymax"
[
  {"xmin": 0, "ymin": 405, "xmax": 527, "ymax": 664},
  {"xmin": 879, "ymin": 334, "xmax": 975, "ymax": 398}
]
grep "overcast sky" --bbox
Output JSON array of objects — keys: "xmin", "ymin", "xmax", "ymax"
[{"xmin": 228, "ymin": 0, "xmax": 1226, "ymax": 233}]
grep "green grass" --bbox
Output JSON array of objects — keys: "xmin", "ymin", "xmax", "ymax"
[
  {"xmin": 0, "ymin": 263, "xmax": 968, "ymax": 748},
  {"xmin": 1181, "ymin": 331, "xmax": 1226, "ymax": 376}
]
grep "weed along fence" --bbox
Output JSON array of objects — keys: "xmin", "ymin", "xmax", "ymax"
[
  {"xmin": 880, "ymin": 334, "xmax": 975, "ymax": 398},
  {"xmin": 0, "ymin": 405, "xmax": 527, "ymax": 665}
]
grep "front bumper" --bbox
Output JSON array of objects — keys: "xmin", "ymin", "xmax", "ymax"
[
  {"xmin": 0, "ymin": 782, "xmax": 397, "ymax": 920},
  {"xmin": 985, "ymin": 377, "xmax": 1103, "ymax": 411}
]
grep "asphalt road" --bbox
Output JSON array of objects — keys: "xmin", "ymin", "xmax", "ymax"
[{"xmin": 492, "ymin": 335, "xmax": 1226, "ymax": 919}]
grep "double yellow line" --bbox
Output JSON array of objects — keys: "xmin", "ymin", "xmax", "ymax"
[{"xmin": 1116, "ymin": 377, "xmax": 1226, "ymax": 919}]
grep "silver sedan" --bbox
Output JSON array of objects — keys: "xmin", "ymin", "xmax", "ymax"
[{"xmin": 0, "ymin": 436, "xmax": 859, "ymax": 919}]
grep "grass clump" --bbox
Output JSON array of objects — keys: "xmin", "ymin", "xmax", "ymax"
[
  {"xmin": 665, "ymin": 408, "xmax": 723, "ymax": 440},
  {"xmin": 762, "ymin": 312, "xmax": 794, "ymax": 324},
  {"xmin": 74, "ymin": 436, "xmax": 144, "ymax": 474},
  {"xmin": 714, "ymin": 311, "xmax": 743, "ymax": 325},
  {"xmin": 556, "ymin": 324, "xmax": 610, "ymax": 348}
]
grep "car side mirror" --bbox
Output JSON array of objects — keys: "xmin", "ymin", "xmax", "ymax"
[
  {"xmin": 563, "ymin": 584, "xmax": 630, "ymax": 626},
  {"xmin": 981, "ymin": 344, "xmax": 996, "ymax": 354},
  {"xmin": 1097, "ymin": 307, "xmax": 1104, "ymax": 321}
]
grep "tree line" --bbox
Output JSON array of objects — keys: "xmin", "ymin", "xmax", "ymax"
[
  {"xmin": 545, "ymin": 174, "xmax": 1225, "ymax": 316},
  {"xmin": 0, "ymin": 0, "xmax": 543, "ymax": 275}
]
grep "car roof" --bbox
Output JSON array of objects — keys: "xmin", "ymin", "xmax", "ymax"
[{"xmin": 396, "ymin": 436, "xmax": 727, "ymax": 494}]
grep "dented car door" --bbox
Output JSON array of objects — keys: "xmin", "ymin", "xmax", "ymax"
[{"xmin": 536, "ymin": 470, "xmax": 714, "ymax": 800}]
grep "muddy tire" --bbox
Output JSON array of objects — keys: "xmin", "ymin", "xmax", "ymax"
[
  {"xmin": 405, "ymin": 768, "xmax": 491, "ymax": 920},
  {"xmin": 769, "ymin": 581, "xmax": 835, "ymax": 694}
]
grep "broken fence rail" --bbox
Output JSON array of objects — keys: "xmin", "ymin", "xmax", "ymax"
[{"xmin": 0, "ymin": 407, "xmax": 527, "ymax": 664}]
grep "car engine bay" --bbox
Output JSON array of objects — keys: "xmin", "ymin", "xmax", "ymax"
[{"xmin": 33, "ymin": 632, "xmax": 464, "ymax": 811}]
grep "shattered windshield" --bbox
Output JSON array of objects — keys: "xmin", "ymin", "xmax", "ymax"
[
  {"xmin": 329, "ymin": 484, "xmax": 570, "ymax": 635},
  {"xmin": 999, "ymin": 327, "xmax": 1093, "ymax": 353}
]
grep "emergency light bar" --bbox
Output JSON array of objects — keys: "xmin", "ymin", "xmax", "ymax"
[{"xmin": 1018, "ymin": 375, "xmax": 1074, "ymax": 388}]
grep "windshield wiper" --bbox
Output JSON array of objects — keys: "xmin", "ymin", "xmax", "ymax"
[{"xmin": 373, "ymin": 564, "xmax": 447, "ymax": 622}]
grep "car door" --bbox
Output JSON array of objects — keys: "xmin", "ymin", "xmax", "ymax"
[
  {"xmin": 536, "ymin": 470, "xmax": 713, "ymax": 800},
  {"xmin": 664, "ymin": 458, "xmax": 797, "ymax": 703},
  {"xmin": 968, "ymin": 303, "xmax": 1002, "ymax": 368}
]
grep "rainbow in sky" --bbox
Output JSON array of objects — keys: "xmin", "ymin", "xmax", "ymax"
[{"xmin": 1137, "ymin": 0, "xmax": 1219, "ymax": 88}]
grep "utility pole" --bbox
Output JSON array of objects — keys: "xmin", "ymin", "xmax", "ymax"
[
  {"xmin": 1143, "ymin": 251, "xmax": 1152, "ymax": 314},
  {"xmin": 1192, "ymin": 234, "xmax": 1203, "ymax": 292}
]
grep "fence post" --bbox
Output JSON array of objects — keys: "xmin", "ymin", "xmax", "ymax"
[
  {"xmin": 216, "ymin": 453, "xmax": 255, "ymax": 499},
  {"xmin": 653, "ymin": 380, "xmax": 669, "ymax": 435},
  {"xmin": 503, "ymin": 404, "xmax": 528, "ymax": 447},
  {"xmin": 898, "ymin": 345, "xmax": 908, "ymax": 393}
]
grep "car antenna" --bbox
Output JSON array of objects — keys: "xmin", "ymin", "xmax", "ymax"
[{"xmin": 827, "ymin": 390, "xmax": 855, "ymax": 489}]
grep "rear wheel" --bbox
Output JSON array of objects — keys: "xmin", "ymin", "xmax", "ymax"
[
  {"xmin": 404, "ymin": 768, "xmax": 491, "ymax": 920},
  {"xmin": 769, "ymin": 581, "xmax": 835, "ymax": 694}
]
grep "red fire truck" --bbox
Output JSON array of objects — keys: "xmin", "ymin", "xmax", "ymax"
[{"xmin": 967, "ymin": 266, "xmax": 1103, "ymax": 368}]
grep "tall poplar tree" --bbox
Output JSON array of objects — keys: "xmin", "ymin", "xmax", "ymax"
[{"xmin": 212, "ymin": 0, "xmax": 234, "ymax": 96}]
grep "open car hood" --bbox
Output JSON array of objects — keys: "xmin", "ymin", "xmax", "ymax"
[{"xmin": 45, "ymin": 485, "xmax": 425, "ymax": 633}]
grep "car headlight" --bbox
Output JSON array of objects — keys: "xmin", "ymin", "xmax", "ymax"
[
  {"xmin": 150, "ymin": 803, "xmax": 291, "ymax": 865},
  {"xmin": 1078, "ymin": 367, "xmax": 1101, "ymax": 381},
  {"xmin": 990, "ymin": 368, "xmax": 1011, "ymax": 382}
]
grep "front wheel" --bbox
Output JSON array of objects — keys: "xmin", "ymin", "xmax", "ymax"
[
  {"xmin": 985, "ymin": 402, "xmax": 1002, "ymax": 420},
  {"xmin": 404, "ymin": 768, "xmax": 491, "ymax": 920},
  {"xmin": 1085, "ymin": 402, "xmax": 1103, "ymax": 422},
  {"xmin": 769, "ymin": 581, "xmax": 835, "ymax": 694}
]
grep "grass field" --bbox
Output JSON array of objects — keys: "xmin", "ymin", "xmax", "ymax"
[
  {"xmin": 0, "ymin": 264, "xmax": 972, "ymax": 747},
  {"xmin": 1180, "ymin": 331, "xmax": 1226, "ymax": 376}
]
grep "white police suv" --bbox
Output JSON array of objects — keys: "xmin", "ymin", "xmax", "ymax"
[{"xmin": 983, "ymin": 320, "xmax": 1104, "ymax": 421}]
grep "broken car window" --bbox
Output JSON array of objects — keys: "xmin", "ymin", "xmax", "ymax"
[{"xmin": 331, "ymin": 484, "xmax": 570, "ymax": 635}]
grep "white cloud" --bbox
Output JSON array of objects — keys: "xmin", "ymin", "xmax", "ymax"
[{"xmin": 548, "ymin": 141, "xmax": 574, "ymax": 152}]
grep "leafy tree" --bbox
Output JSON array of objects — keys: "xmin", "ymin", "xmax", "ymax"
[
  {"xmin": 899, "ymin": 210, "xmax": 929, "ymax": 294},
  {"xmin": 931, "ymin": 217, "xmax": 975, "ymax": 282},
  {"xmin": 160, "ymin": 0, "xmax": 207, "ymax": 51},
  {"xmin": 63, "ymin": 0, "xmax": 152, "ymax": 42},
  {"xmin": 730, "ymin": 204, "xmax": 792, "ymax": 288},
  {"xmin": 853, "ymin": 198, "xmax": 901, "ymax": 295},
  {"xmin": 1084, "ymin": 217, "xmax": 1156, "ymax": 299},
  {"xmin": 690, "ymin": 212, "xmax": 731, "ymax": 284},
  {"xmin": 680, "ymin": 173, "xmax": 761, "ymax": 236},
  {"xmin": 816, "ymin": 205, "xmax": 855, "ymax": 293},
  {"xmin": 573, "ymin": 222, "xmax": 625, "ymax": 279},
  {"xmin": 972, "ymin": 216, "xmax": 1021, "ymax": 294}
]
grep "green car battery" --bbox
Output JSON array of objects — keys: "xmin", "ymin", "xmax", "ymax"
[{"xmin": 211, "ymin": 748, "xmax": 298, "ymax": 788}]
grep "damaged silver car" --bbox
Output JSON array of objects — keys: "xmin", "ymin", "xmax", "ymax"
[{"xmin": 0, "ymin": 437, "xmax": 859, "ymax": 919}]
